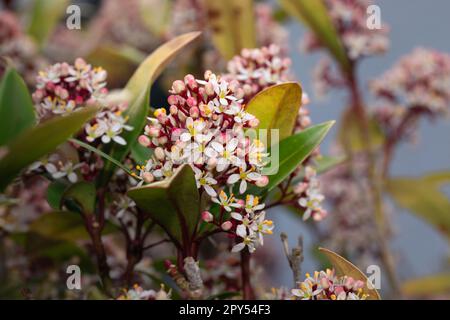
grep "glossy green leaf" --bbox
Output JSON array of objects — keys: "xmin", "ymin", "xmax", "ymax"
[
  {"xmin": 27, "ymin": 0, "xmax": 69, "ymax": 46},
  {"xmin": 402, "ymin": 273, "xmax": 450, "ymax": 297},
  {"xmin": 25, "ymin": 232, "xmax": 95, "ymax": 271},
  {"xmin": 319, "ymin": 247, "xmax": 381, "ymax": 300},
  {"xmin": 314, "ymin": 155, "xmax": 346, "ymax": 174},
  {"xmin": 245, "ymin": 82, "xmax": 302, "ymax": 142},
  {"xmin": 205, "ymin": 0, "xmax": 256, "ymax": 60},
  {"xmin": 279, "ymin": 0, "xmax": 351, "ymax": 73},
  {"xmin": 261, "ymin": 121, "xmax": 334, "ymax": 194},
  {"xmin": 386, "ymin": 171, "xmax": 450, "ymax": 238},
  {"xmin": 130, "ymin": 142, "xmax": 153, "ymax": 165},
  {"xmin": 0, "ymin": 106, "xmax": 98, "ymax": 191},
  {"xmin": 97, "ymin": 32, "xmax": 201, "ymax": 186},
  {"xmin": 29, "ymin": 211, "xmax": 90, "ymax": 242},
  {"xmin": 46, "ymin": 180, "xmax": 69, "ymax": 210},
  {"xmin": 0, "ymin": 68, "xmax": 36, "ymax": 146},
  {"xmin": 86, "ymin": 45, "xmax": 144, "ymax": 88},
  {"xmin": 127, "ymin": 165, "xmax": 200, "ymax": 246},
  {"xmin": 62, "ymin": 182, "xmax": 96, "ymax": 215},
  {"xmin": 125, "ymin": 32, "xmax": 202, "ymax": 104}
]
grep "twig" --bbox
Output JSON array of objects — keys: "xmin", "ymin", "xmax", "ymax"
[{"xmin": 280, "ymin": 232, "xmax": 304, "ymax": 285}]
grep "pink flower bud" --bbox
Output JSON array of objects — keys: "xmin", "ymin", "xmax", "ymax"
[
  {"xmin": 143, "ymin": 172, "xmax": 154, "ymax": 183},
  {"xmin": 172, "ymin": 80, "xmax": 185, "ymax": 94},
  {"xmin": 201, "ymin": 211, "xmax": 214, "ymax": 223},
  {"xmin": 243, "ymin": 84, "xmax": 253, "ymax": 96},
  {"xmin": 354, "ymin": 280, "xmax": 365, "ymax": 290},
  {"xmin": 207, "ymin": 157, "xmax": 217, "ymax": 169},
  {"xmin": 169, "ymin": 105, "xmax": 178, "ymax": 115},
  {"xmin": 138, "ymin": 135, "xmax": 151, "ymax": 147},
  {"xmin": 148, "ymin": 127, "xmax": 160, "ymax": 137},
  {"xmin": 167, "ymin": 95, "xmax": 178, "ymax": 105},
  {"xmin": 186, "ymin": 97, "xmax": 197, "ymax": 107},
  {"xmin": 301, "ymin": 93, "xmax": 310, "ymax": 105},
  {"xmin": 320, "ymin": 277, "xmax": 330, "ymax": 289},
  {"xmin": 248, "ymin": 118, "xmax": 259, "ymax": 128},
  {"xmin": 221, "ymin": 221, "xmax": 233, "ymax": 231},
  {"xmin": 157, "ymin": 136, "xmax": 168, "ymax": 145},
  {"xmin": 237, "ymin": 199, "xmax": 245, "ymax": 207},
  {"xmin": 255, "ymin": 175, "xmax": 269, "ymax": 187},
  {"xmin": 205, "ymin": 82, "xmax": 215, "ymax": 96},
  {"xmin": 155, "ymin": 147, "xmax": 165, "ymax": 161},
  {"xmin": 189, "ymin": 106, "xmax": 199, "ymax": 118},
  {"xmin": 344, "ymin": 277, "xmax": 355, "ymax": 290}
]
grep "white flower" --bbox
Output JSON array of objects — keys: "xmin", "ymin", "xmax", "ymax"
[
  {"xmin": 243, "ymin": 194, "xmax": 265, "ymax": 215},
  {"xmin": 212, "ymin": 190, "xmax": 241, "ymax": 212},
  {"xmin": 207, "ymin": 138, "xmax": 240, "ymax": 172},
  {"xmin": 250, "ymin": 212, "xmax": 273, "ymax": 245},
  {"xmin": 299, "ymin": 187, "xmax": 325, "ymax": 221},
  {"xmin": 231, "ymin": 224, "xmax": 257, "ymax": 253},
  {"xmin": 180, "ymin": 117, "xmax": 207, "ymax": 142},
  {"xmin": 184, "ymin": 140, "xmax": 210, "ymax": 165},
  {"xmin": 193, "ymin": 167, "xmax": 217, "ymax": 197},
  {"xmin": 227, "ymin": 163, "xmax": 261, "ymax": 194},
  {"xmin": 46, "ymin": 161, "xmax": 81, "ymax": 183},
  {"xmin": 153, "ymin": 161, "xmax": 174, "ymax": 180}
]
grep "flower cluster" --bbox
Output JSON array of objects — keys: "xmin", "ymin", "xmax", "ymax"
[
  {"xmin": 30, "ymin": 59, "xmax": 133, "ymax": 183},
  {"xmin": 293, "ymin": 166, "xmax": 327, "ymax": 221},
  {"xmin": 33, "ymin": 58, "xmax": 133, "ymax": 145},
  {"xmin": 224, "ymin": 45, "xmax": 292, "ymax": 103},
  {"xmin": 371, "ymin": 48, "xmax": 450, "ymax": 115},
  {"xmin": 33, "ymin": 58, "xmax": 107, "ymax": 118},
  {"xmin": 117, "ymin": 284, "xmax": 171, "ymax": 300},
  {"xmin": 255, "ymin": 4, "xmax": 289, "ymax": 53},
  {"xmin": 137, "ymin": 71, "xmax": 268, "ymax": 196},
  {"xmin": 204, "ymin": 193, "xmax": 274, "ymax": 254},
  {"xmin": 292, "ymin": 269, "xmax": 367, "ymax": 300},
  {"xmin": 303, "ymin": 0, "xmax": 389, "ymax": 60},
  {"xmin": 137, "ymin": 71, "xmax": 275, "ymax": 253}
]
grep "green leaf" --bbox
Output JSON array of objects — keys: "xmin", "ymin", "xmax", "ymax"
[
  {"xmin": 85, "ymin": 45, "xmax": 144, "ymax": 87},
  {"xmin": 97, "ymin": 32, "xmax": 201, "ymax": 187},
  {"xmin": 386, "ymin": 171, "xmax": 450, "ymax": 238},
  {"xmin": 402, "ymin": 273, "xmax": 450, "ymax": 297},
  {"xmin": 46, "ymin": 180, "xmax": 69, "ymax": 210},
  {"xmin": 27, "ymin": 0, "xmax": 69, "ymax": 46},
  {"xmin": 261, "ymin": 121, "xmax": 334, "ymax": 194},
  {"xmin": 338, "ymin": 108, "xmax": 384, "ymax": 152},
  {"xmin": 205, "ymin": 0, "xmax": 256, "ymax": 60},
  {"xmin": 23, "ymin": 231, "xmax": 95, "ymax": 272},
  {"xmin": 314, "ymin": 154, "xmax": 346, "ymax": 174},
  {"xmin": 130, "ymin": 142, "xmax": 153, "ymax": 165},
  {"xmin": 127, "ymin": 165, "xmax": 200, "ymax": 247},
  {"xmin": 29, "ymin": 211, "xmax": 90, "ymax": 242},
  {"xmin": 245, "ymin": 82, "xmax": 302, "ymax": 142},
  {"xmin": 0, "ymin": 68, "xmax": 36, "ymax": 146},
  {"xmin": 0, "ymin": 106, "xmax": 99, "ymax": 192},
  {"xmin": 319, "ymin": 247, "xmax": 381, "ymax": 300},
  {"xmin": 279, "ymin": 0, "xmax": 351, "ymax": 73},
  {"xmin": 125, "ymin": 32, "xmax": 202, "ymax": 105},
  {"xmin": 62, "ymin": 182, "xmax": 96, "ymax": 215}
]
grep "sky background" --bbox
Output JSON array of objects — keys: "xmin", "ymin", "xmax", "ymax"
[{"xmin": 266, "ymin": 0, "xmax": 450, "ymax": 293}]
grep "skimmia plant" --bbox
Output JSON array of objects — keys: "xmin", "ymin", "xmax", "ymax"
[{"xmin": 0, "ymin": 0, "xmax": 449, "ymax": 301}]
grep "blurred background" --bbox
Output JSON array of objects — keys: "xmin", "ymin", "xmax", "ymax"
[
  {"xmin": 1, "ymin": 0, "xmax": 449, "ymax": 299},
  {"xmin": 275, "ymin": 0, "xmax": 450, "ymax": 290}
]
